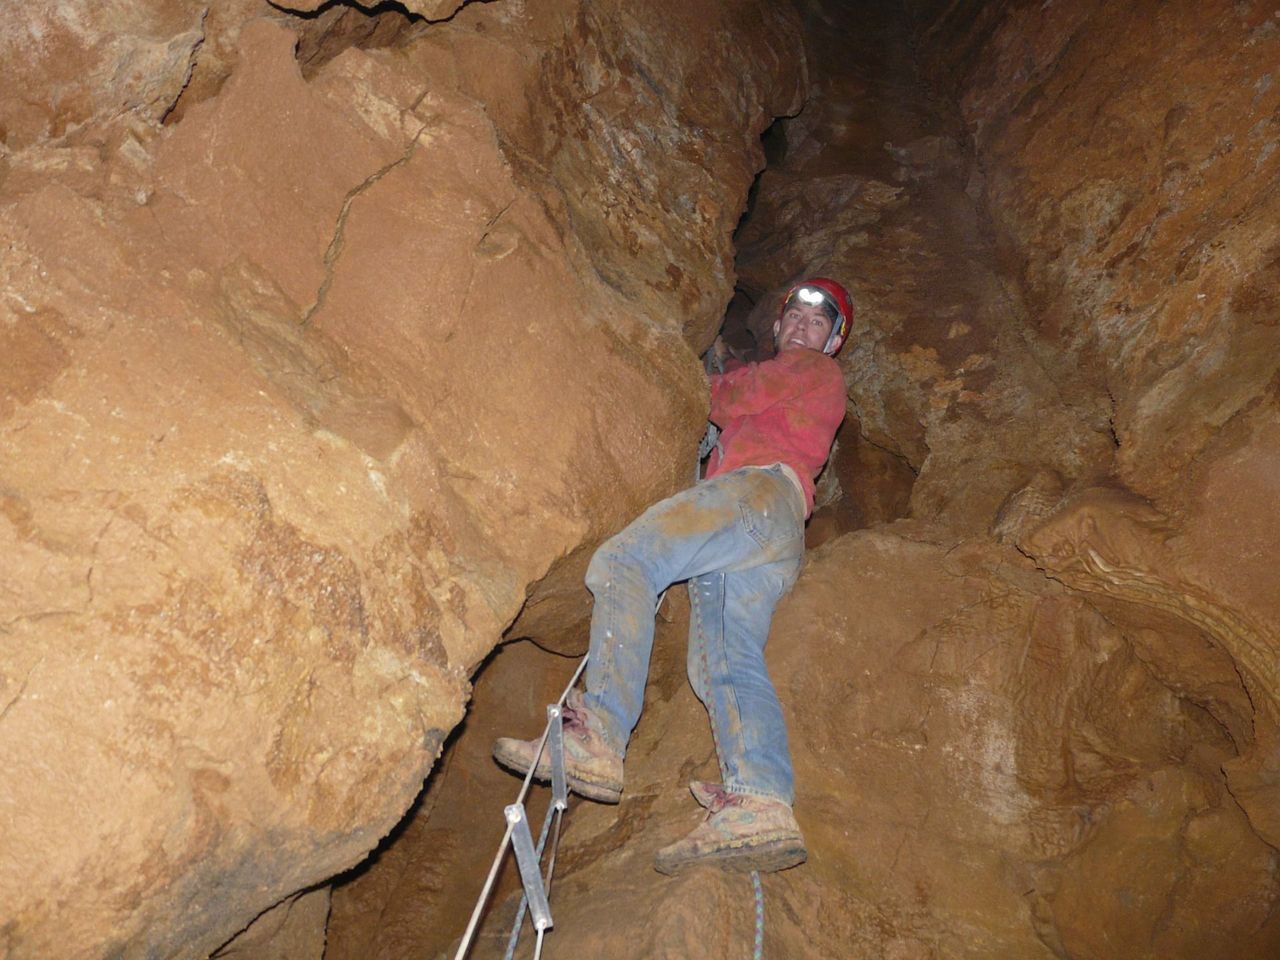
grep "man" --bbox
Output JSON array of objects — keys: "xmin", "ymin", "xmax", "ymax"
[{"xmin": 494, "ymin": 278, "xmax": 851, "ymax": 874}]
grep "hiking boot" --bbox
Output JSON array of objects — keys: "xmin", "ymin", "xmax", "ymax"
[
  {"xmin": 653, "ymin": 781, "xmax": 806, "ymax": 875},
  {"xmin": 492, "ymin": 692, "xmax": 623, "ymax": 804}
]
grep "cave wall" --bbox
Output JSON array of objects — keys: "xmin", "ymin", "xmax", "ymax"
[
  {"xmin": 733, "ymin": 1, "xmax": 1116, "ymax": 536},
  {"xmin": 323, "ymin": 641, "xmax": 579, "ymax": 960},
  {"xmin": 348, "ymin": 2, "xmax": 1279, "ymax": 958},
  {"xmin": 909, "ymin": 0, "xmax": 1280, "ymax": 504},
  {"xmin": 905, "ymin": 0, "xmax": 1280, "ymax": 852},
  {"xmin": 5, "ymin": 0, "xmax": 1279, "ymax": 957},
  {"xmin": 507, "ymin": 529, "xmax": 1278, "ymax": 959},
  {"xmin": 0, "ymin": 2, "xmax": 803, "ymax": 956}
]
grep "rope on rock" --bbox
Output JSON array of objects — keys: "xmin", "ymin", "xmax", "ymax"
[
  {"xmin": 751, "ymin": 870, "xmax": 765, "ymax": 960},
  {"xmin": 453, "ymin": 655, "xmax": 589, "ymax": 960}
]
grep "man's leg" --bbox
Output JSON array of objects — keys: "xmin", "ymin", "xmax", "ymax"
[
  {"xmin": 494, "ymin": 466, "xmax": 802, "ymax": 801},
  {"xmin": 654, "ymin": 559, "xmax": 806, "ymax": 874},
  {"xmin": 686, "ymin": 559, "xmax": 802, "ymax": 804},
  {"xmin": 582, "ymin": 466, "xmax": 804, "ymax": 756}
]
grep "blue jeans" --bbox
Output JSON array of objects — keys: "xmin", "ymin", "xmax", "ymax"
[{"xmin": 582, "ymin": 465, "xmax": 805, "ymax": 804}]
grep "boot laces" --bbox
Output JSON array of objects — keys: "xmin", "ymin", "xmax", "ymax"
[
  {"xmin": 561, "ymin": 693, "xmax": 597, "ymax": 741},
  {"xmin": 560, "ymin": 701, "xmax": 589, "ymax": 734},
  {"xmin": 700, "ymin": 783, "xmax": 746, "ymax": 814}
]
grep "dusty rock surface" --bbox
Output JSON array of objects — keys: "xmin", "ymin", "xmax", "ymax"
[
  {"xmin": 328, "ymin": 1, "xmax": 1280, "ymax": 957},
  {"xmin": 0, "ymin": 1, "xmax": 801, "ymax": 956},
  {"xmin": 278, "ymin": 0, "xmax": 467, "ymax": 24},
  {"xmin": 907, "ymin": 0, "xmax": 1280, "ymax": 882},
  {"xmin": 770, "ymin": 530, "xmax": 1278, "ymax": 959},
  {"xmin": 5, "ymin": 0, "xmax": 1279, "ymax": 956},
  {"xmin": 0, "ymin": 1, "xmax": 206, "ymax": 148},
  {"xmin": 421, "ymin": 528, "xmax": 1280, "ymax": 958},
  {"xmin": 325, "ymin": 640, "xmax": 579, "ymax": 960},
  {"xmin": 910, "ymin": 0, "xmax": 1280, "ymax": 501},
  {"xmin": 734, "ymin": 1, "xmax": 1115, "ymax": 538},
  {"xmin": 209, "ymin": 887, "xmax": 331, "ymax": 960}
]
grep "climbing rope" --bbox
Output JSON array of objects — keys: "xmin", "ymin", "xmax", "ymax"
[{"xmin": 751, "ymin": 870, "xmax": 765, "ymax": 959}]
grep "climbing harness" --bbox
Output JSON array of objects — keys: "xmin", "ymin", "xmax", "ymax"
[{"xmin": 453, "ymin": 655, "xmax": 589, "ymax": 960}]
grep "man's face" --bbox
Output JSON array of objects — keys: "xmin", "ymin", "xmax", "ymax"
[{"xmin": 774, "ymin": 301, "xmax": 836, "ymax": 353}]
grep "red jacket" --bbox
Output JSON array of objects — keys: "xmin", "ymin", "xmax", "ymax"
[{"xmin": 706, "ymin": 349, "xmax": 847, "ymax": 517}]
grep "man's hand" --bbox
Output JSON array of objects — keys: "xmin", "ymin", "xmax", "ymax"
[{"xmin": 711, "ymin": 335, "xmax": 731, "ymax": 369}]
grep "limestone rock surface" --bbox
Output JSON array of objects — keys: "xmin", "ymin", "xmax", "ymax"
[
  {"xmin": 439, "ymin": 529, "xmax": 1280, "ymax": 958},
  {"xmin": 0, "ymin": 0, "xmax": 206, "ymax": 148},
  {"xmin": 0, "ymin": 1, "xmax": 801, "ymax": 956},
  {"xmin": 6, "ymin": 0, "xmax": 1280, "ymax": 956},
  {"xmin": 908, "ymin": 0, "xmax": 1280, "ymax": 883},
  {"xmin": 325, "ymin": 641, "xmax": 577, "ymax": 960},
  {"xmin": 733, "ymin": 2, "xmax": 1115, "ymax": 537},
  {"xmin": 395, "ymin": 2, "xmax": 1280, "ymax": 957},
  {"xmin": 911, "ymin": 0, "xmax": 1280, "ymax": 497},
  {"xmin": 276, "ymin": 0, "xmax": 467, "ymax": 23}
]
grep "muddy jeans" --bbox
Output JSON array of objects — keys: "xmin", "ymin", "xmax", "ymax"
[{"xmin": 582, "ymin": 464, "xmax": 805, "ymax": 804}]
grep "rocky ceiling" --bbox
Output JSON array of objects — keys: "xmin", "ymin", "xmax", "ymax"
[{"xmin": 1, "ymin": 0, "xmax": 1277, "ymax": 958}]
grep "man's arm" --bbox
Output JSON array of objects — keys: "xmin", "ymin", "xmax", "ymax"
[{"xmin": 710, "ymin": 351, "xmax": 835, "ymax": 423}]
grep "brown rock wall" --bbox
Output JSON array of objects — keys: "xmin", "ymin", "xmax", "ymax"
[
  {"xmin": 0, "ymin": 2, "xmax": 802, "ymax": 956},
  {"xmin": 734, "ymin": 1, "xmax": 1115, "ymax": 535},
  {"xmin": 325, "ymin": 641, "xmax": 578, "ymax": 960},
  {"xmin": 0, "ymin": 1, "xmax": 206, "ymax": 147},
  {"xmin": 908, "ymin": 0, "xmax": 1280, "ymax": 887},
  {"xmin": 774, "ymin": 531, "xmax": 1280, "ymax": 959},
  {"xmin": 911, "ymin": 0, "xmax": 1280, "ymax": 505},
  {"xmin": 457, "ymin": 529, "xmax": 1280, "ymax": 958},
  {"xmin": 482, "ymin": 1, "xmax": 806, "ymax": 349},
  {"xmin": 279, "ymin": 0, "xmax": 466, "ymax": 21},
  {"xmin": 210, "ymin": 887, "xmax": 331, "ymax": 960},
  {"xmin": 1015, "ymin": 472, "xmax": 1280, "ymax": 853},
  {"xmin": 7, "ymin": 0, "xmax": 1276, "ymax": 955},
  {"xmin": 460, "ymin": 3, "xmax": 1280, "ymax": 958}
]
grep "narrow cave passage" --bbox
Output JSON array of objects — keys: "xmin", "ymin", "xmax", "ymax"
[
  {"xmin": 313, "ymin": 2, "xmax": 1279, "ymax": 958},
  {"xmin": 324, "ymin": 639, "xmax": 584, "ymax": 960},
  {"xmin": 3, "ymin": 0, "xmax": 1278, "ymax": 958},
  {"xmin": 319, "ymin": 2, "xmax": 990, "ymax": 953}
]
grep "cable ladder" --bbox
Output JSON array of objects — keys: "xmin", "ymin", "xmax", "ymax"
[{"xmin": 450, "ymin": 653, "xmax": 768, "ymax": 960}]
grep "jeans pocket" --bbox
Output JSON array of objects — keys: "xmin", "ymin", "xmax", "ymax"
[{"xmin": 738, "ymin": 476, "xmax": 801, "ymax": 549}]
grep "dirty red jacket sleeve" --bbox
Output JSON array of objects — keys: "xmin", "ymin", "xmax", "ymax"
[{"xmin": 709, "ymin": 357, "xmax": 797, "ymax": 420}]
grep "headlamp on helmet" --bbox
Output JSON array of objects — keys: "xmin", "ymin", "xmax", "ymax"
[{"xmin": 796, "ymin": 286, "xmax": 829, "ymax": 307}]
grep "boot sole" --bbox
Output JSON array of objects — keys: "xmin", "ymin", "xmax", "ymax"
[
  {"xmin": 654, "ymin": 837, "xmax": 807, "ymax": 876},
  {"xmin": 492, "ymin": 741, "xmax": 622, "ymax": 804}
]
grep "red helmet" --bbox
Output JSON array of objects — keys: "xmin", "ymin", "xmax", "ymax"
[{"xmin": 781, "ymin": 277, "xmax": 854, "ymax": 355}]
